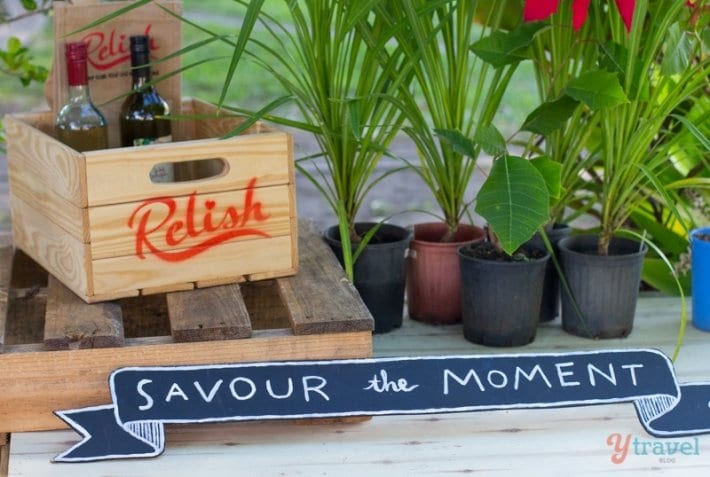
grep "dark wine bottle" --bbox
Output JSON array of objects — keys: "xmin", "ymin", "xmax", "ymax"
[
  {"xmin": 120, "ymin": 35, "xmax": 173, "ymax": 182},
  {"xmin": 55, "ymin": 42, "xmax": 108, "ymax": 152}
]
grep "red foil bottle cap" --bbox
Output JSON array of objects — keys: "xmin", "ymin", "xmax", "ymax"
[{"xmin": 65, "ymin": 41, "xmax": 88, "ymax": 87}]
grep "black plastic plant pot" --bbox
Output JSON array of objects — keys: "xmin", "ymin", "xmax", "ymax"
[
  {"xmin": 458, "ymin": 242, "xmax": 549, "ymax": 347},
  {"xmin": 558, "ymin": 234, "xmax": 647, "ymax": 339},
  {"xmin": 324, "ymin": 223, "xmax": 412, "ymax": 334},
  {"xmin": 526, "ymin": 224, "xmax": 572, "ymax": 323}
]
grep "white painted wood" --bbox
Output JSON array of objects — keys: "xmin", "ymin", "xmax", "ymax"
[{"xmin": 8, "ymin": 296, "xmax": 710, "ymax": 476}]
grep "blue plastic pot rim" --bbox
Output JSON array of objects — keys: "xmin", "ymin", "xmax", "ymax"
[{"xmin": 691, "ymin": 227, "xmax": 710, "ymax": 240}]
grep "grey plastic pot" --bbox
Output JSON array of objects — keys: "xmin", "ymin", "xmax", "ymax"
[
  {"xmin": 324, "ymin": 223, "xmax": 411, "ymax": 334},
  {"xmin": 458, "ymin": 242, "xmax": 549, "ymax": 347},
  {"xmin": 526, "ymin": 223, "xmax": 572, "ymax": 323},
  {"xmin": 558, "ymin": 235, "xmax": 647, "ymax": 339}
]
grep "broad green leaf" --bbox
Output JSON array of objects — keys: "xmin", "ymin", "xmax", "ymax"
[
  {"xmin": 642, "ymin": 258, "xmax": 690, "ymax": 296},
  {"xmin": 473, "ymin": 124, "xmax": 507, "ymax": 156},
  {"xmin": 475, "ymin": 156, "xmax": 550, "ymax": 255},
  {"xmin": 470, "ymin": 22, "xmax": 547, "ymax": 68},
  {"xmin": 662, "ymin": 23, "xmax": 692, "ymax": 76},
  {"xmin": 563, "ymin": 70, "xmax": 628, "ymax": 110},
  {"xmin": 434, "ymin": 128, "xmax": 477, "ymax": 158},
  {"xmin": 629, "ymin": 210, "xmax": 688, "ymax": 255},
  {"xmin": 598, "ymin": 42, "xmax": 649, "ymax": 101},
  {"xmin": 530, "ymin": 156, "xmax": 562, "ymax": 201},
  {"xmin": 521, "ymin": 95, "xmax": 580, "ymax": 135}
]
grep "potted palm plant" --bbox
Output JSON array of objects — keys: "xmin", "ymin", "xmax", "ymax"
[
  {"xmin": 237, "ymin": 1, "xmax": 415, "ymax": 333},
  {"xmin": 384, "ymin": 0, "xmax": 543, "ymax": 324},
  {"xmin": 437, "ymin": 129, "xmax": 560, "ymax": 346},
  {"xmin": 516, "ymin": 1, "xmax": 603, "ymax": 322},
  {"xmin": 545, "ymin": 0, "xmax": 710, "ymax": 338}
]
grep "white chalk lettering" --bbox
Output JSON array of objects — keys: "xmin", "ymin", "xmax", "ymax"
[
  {"xmin": 514, "ymin": 365, "xmax": 553, "ymax": 390},
  {"xmin": 266, "ymin": 378, "xmax": 294, "ymax": 399},
  {"xmin": 193, "ymin": 379, "xmax": 223, "ymax": 403},
  {"xmin": 556, "ymin": 362, "xmax": 580, "ymax": 387},
  {"xmin": 136, "ymin": 378, "xmax": 154, "ymax": 411},
  {"xmin": 588, "ymin": 364, "xmax": 617, "ymax": 387},
  {"xmin": 621, "ymin": 364, "xmax": 644, "ymax": 386},
  {"xmin": 364, "ymin": 370, "xmax": 419, "ymax": 393},
  {"xmin": 302, "ymin": 376, "xmax": 329, "ymax": 402},
  {"xmin": 229, "ymin": 377, "xmax": 257, "ymax": 401},
  {"xmin": 487, "ymin": 370, "xmax": 508, "ymax": 389},
  {"xmin": 443, "ymin": 369, "xmax": 485, "ymax": 395},
  {"xmin": 165, "ymin": 383, "xmax": 189, "ymax": 402}
]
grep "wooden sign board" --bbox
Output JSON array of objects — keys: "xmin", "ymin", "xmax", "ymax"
[{"xmin": 54, "ymin": 349, "xmax": 710, "ymax": 462}]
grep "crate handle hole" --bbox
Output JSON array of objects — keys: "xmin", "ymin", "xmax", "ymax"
[{"xmin": 151, "ymin": 158, "xmax": 228, "ymax": 183}]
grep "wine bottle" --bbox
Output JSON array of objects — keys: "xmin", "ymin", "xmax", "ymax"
[
  {"xmin": 55, "ymin": 42, "xmax": 108, "ymax": 152},
  {"xmin": 120, "ymin": 35, "xmax": 174, "ymax": 183}
]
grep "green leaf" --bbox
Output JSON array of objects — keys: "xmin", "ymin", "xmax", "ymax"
[
  {"xmin": 470, "ymin": 22, "xmax": 547, "ymax": 68},
  {"xmin": 661, "ymin": 23, "xmax": 692, "ymax": 76},
  {"xmin": 521, "ymin": 95, "xmax": 580, "ymax": 135},
  {"xmin": 7, "ymin": 37, "xmax": 21, "ymax": 55},
  {"xmin": 222, "ymin": 95, "xmax": 293, "ymax": 139},
  {"xmin": 66, "ymin": 0, "xmax": 153, "ymax": 36},
  {"xmin": 473, "ymin": 124, "xmax": 507, "ymax": 156},
  {"xmin": 629, "ymin": 210, "xmax": 688, "ymax": 255},
  {"xmin": 475, "ymin": 156, "xmax": 550, "ymax": 255},
  {"xmin": 530, "ymin": 156, "xmax": 562, "ymax": 201},
  {"xmin": 563, "ymin": 70, "xmax": 628, "ymax": 110},
  {"xmin": 433, "ymin": 128, "xmax": 477, "ymax": 158},
  {"xmin": 642, "ymin": 258, "xmax": 690, "ymax": 296},
  {"xmin": 20, "ymin": 0, "xmax": 37, "ymax": 11},
  {"xmin": 671, "ymin": 114, "xmax": 710, "ymax": 151},
  {"xmin": 219, "ymin": 0, "xmax": 266, "ymax": 108},
  {"xmin": 598, "ymin": 42, "xmax": 649, "ymax": 101}
]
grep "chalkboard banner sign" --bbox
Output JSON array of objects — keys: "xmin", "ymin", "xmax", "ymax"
[{"xmin": 54, "ymin": 349, "xmax": 710, "ymax": 462}]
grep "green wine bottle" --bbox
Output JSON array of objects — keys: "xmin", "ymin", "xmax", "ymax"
[{"xmin": 120, "ymin": 35, "xmax": 173, "ymax": 182}]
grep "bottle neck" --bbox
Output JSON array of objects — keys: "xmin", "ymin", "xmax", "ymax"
[
  {"xmin": 131, "ymin": 49, "xmax": 152, "ymax": 90},
  {"xmin": 67, "ymin": 59, "xmax": 88, "ymax": 87},
  {"xmin": 67, "ymin": 84, "xmax": 92, "ymax": 103}
]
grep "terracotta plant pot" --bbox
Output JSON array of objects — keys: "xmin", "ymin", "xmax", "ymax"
[
  {"xmin": 558, "ymin": 235, "xmax": 647, "ymax": 339},
  {"xmin": 324, "ymin": 222, "xmax": 412, "ymax": 334},
  {"xmin": 406, "ymin": 222, "xmax": 486, "ymax": 324},
  {"xmin": 459, "ymin": 242, "xmax": 549, "ymax": 347}
]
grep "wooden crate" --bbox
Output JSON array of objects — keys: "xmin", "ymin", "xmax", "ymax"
[
  {"xmin": 0, "ymin": 222, "xmax": 374, "ymax": 433},
  {"xmin": 4, "ymin": 98, "xmax": 297, "ymax": 303}
]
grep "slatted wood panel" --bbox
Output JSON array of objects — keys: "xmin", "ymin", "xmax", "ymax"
[
  {"xmin": 6, "ymin": 99, "xmax": 298, "ymax": 302},
  {"xmin": 0, "ymin": 221, "xmax": 373, "ymax": 433}
]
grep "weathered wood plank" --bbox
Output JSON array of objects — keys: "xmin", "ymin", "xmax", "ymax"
[
  {"xmin": 0, "ymin": 246, "xmax": 12, "ymax": 353},
  {"xmin": 277, "ymin": 221, "xmax": 373, "ymax": 335},
  {"xmin": 166, "ymin": 284, "xmax": 252, "ymax": 342},
  {"xmin": 43, "ymin": 276, "xmax": 124, "ymax": 350},
  {"xmin": 0, "ymin": 433, "xmax": 8, "ymax": 477},
  {"xmin": 0, "ymin": 331, "xmax": 372, "ymax": 433}
]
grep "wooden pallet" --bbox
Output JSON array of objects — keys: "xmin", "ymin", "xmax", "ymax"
[{"xmin": 0, "ymin": 221, "xmax": 373, "ymax": 434}]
